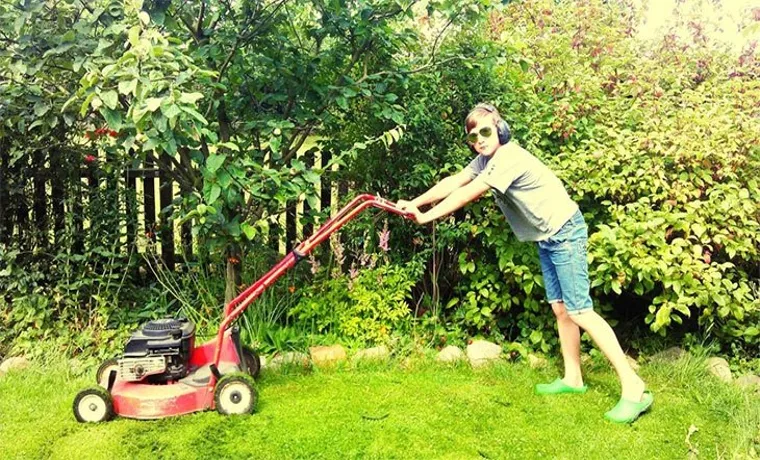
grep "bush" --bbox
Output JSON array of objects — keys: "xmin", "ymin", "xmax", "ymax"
[{"xmin": 292, "ymin": 262, "xmax": 422, "ymax": 345}]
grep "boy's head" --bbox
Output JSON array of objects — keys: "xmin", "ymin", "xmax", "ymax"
[{"xmin": 464, "ymin": 103, "xmax": 511, "ymax": 156}]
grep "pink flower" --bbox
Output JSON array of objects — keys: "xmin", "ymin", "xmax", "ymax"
[
  {"xmin": 308, "ymin": 253, "xmax": 320, "ymax": 275},
  {"xmin": 84, "ymin": 154, "xmax": 97, "ymax": 163},
  {"xmin": 378, "ymin": 221, "xmax": 390, "ymax": 252}
]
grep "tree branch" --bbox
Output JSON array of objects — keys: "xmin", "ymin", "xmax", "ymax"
[{"xmin": 196, "ymin": 0, "xmax": 206, "ymax": 38}]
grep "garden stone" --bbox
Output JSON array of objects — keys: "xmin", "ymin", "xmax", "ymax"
[
  {"xmin": 0, "ymin": 356, "xmax": 30, "ymax": 376},
  {"xmin": 705, "ymin": 357, "xmax": 732, "ymax": 383},
  {"xmin": 269, "ymin": 351, "xmax": 310, "ymax": 368},
  {"xmin": 436, "ymin": 346, "xmax": 464, "ymax": 363},
  {"xmin": 527, "ymin": 353, "xmax": 548, "ymax": 369},
  {"xmin": 353, "ymin": 346, "xmax": 390, "ymax": 361},
  {"xmin": 309, "ymin": 345, "xmax": 347, "ymax": 366},
  {"xmin": 651, "ymin": 347, "xmax": 685, "ymax": 362},
  {"xmin": 466, "ymin": 340, "xmax": 502, "ymax": 368},
  {"xmin": 736, "ymin": 374, "xmax": 760, "ymax": 392}
]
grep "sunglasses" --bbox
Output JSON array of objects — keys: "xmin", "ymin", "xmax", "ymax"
[{"xmin": 466, "ymin": 126, "xmax": 493, "ymax": 144}]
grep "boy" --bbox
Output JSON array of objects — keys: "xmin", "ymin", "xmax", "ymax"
[{"xmin": 398, "ymin": 103, "xmax": 653, "ymax": 423}]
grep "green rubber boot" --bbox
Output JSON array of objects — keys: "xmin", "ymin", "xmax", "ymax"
[
  {"xmin": 535, "ymin": 378, "xmax": 588, "ymax": 395},
  {"xmin": 604, "ymin": 390, "xmax": 654, "ymax": 424}
]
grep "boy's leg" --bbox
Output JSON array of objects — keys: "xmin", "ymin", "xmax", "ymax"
[
  {"xmin": 552, "ymin": 302, "xmax": 583, "ymax": 387},
  {"xmin": 545, "ymin": 210, "xmax": 646, "ymax": 403},
  {"xmin": 538, "ymin": 243, "xmax": 584, "ymax": 389},
  {"xmin": 568, "ymin": 311, "xmax": 645, "ymax": 402}
]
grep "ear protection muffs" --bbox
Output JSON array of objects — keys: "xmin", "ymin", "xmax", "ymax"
[{"xmin": 465, "ymin": 103, "xmax": 512, "ymax": 154}]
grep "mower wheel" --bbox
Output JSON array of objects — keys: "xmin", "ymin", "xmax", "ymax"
[
  {"xmin": 73, "ymin": 386, "xmax": 115, "ymax": 423},
  {"xmin": 96, "ymin": 358, "xmax": 119, "ymax": 386},
  {"xmin": 241, "ymin": 346, "xmax": 261, "ymax": 379},
  {"xmin": 214, "ymin": 372, "xmax": 257, "ymax": 416}
]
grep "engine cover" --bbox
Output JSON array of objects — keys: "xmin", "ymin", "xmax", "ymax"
[
  {"xmin": 119, "ymin": 356, "xmax": 166, "ymax": 381},
  {"xmin": 121, "ymin": 317, "xmax": 196, "ymax": 383}
]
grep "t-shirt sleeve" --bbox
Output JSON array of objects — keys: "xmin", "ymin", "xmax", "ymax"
[
  {"xmin": 480, "ymin": 149, "xmax": 524, "ymax": 193},
  {"xmin": 466, "ymin": 155, "xmax": 484, "ymax": 180}
]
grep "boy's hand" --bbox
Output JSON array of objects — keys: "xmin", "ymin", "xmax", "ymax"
[
  {"xmin": 405, "ymin": 204, "xmax": 426, "ymax": 224},
  {"xmin": 396, "ymin": 199, "xmax": 414, "ymax": 211},
  {"xmin": 396, "ymin": 199, "xmax": 428, "ymax": 224}
]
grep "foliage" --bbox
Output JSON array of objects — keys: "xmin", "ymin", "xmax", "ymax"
[
  {"xmin": 341, "ymin": 0, "xmax": 760, "ymax": 354},
  {"xmin": 292, "ymin": 260, "xmax": 422, "ymax": 345},
  {"xmin": 487, "ymin": 0, "xmax": 760, "ymax": 348},
  {"xmin": 1, "ymin": 0, "xmax": 759, "ymax": 360}
]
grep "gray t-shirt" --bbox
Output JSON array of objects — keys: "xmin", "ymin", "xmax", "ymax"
[{"xmin": 467, "ymin": 142, "xmax": 578, "ymax": 242}]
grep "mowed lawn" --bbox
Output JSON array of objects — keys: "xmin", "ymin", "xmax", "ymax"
[{"xmin": 1, "ymin": 353, "xmax": 758, "ymax": 459}]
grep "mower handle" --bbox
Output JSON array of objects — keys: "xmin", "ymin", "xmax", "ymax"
[{"xmin": 211, "ymin": 194, "xmax": 415, "ymax": 370}]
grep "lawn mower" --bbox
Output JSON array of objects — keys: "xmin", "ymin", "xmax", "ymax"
[{"xmin": 73, "ymin": 194, "xmax": 414, "ymax": 422}]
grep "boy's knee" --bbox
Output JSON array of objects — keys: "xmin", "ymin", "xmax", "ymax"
[{"xmin": 551, "ymin": 302, "xmax": 569, "ymax": 320}]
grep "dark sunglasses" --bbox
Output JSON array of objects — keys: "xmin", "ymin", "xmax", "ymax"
[{"xmin": 466, "ymin": 126, "xmax": 493, "ymax": 144}]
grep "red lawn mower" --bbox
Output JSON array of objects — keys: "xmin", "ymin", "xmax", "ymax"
[{"xmin": 73, "ymin": 195, "xmax": 413, "ymax": 422}]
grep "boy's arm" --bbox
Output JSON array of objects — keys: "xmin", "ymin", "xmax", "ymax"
[
  {"xmin": 405, "ymin": 169, "xmax": 474, "ymax": 208},
  {"xmin": 416, "ymin": 177, "xmax": 490, "ymax": 224}
]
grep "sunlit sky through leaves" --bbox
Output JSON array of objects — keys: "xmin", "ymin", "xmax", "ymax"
[{"xmin": 636, "ymin": 0, "xmax": 760, "ymax": 53}]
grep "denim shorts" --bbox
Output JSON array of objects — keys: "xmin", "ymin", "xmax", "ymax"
[{"xmin": 537, "ymin": 209, "xmax": 593, "ymax": 316}]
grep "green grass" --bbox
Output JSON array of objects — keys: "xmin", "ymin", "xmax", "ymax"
[{"xmin": 1, "ymin": 353, "xmax": 758, "ymax": 459}]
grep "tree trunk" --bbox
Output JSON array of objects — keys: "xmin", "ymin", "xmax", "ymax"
[
  {"xmin": 224, "ymin": 244, "xmax": 242, "ymax": 304},
  {"xmin": 218, "ymin": 99, "xmax": 243, "ymax": 305}
]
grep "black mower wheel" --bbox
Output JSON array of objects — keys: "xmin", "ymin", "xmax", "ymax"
[
  {"xmin": 73, "ymin": 386, "xmax": 115, "ymax": 423},
  {"xmin": 96, "ymin": 358, "xmax": 119, "ymax": 386},
  {"xmin": 241, "ymin": 346, "xmax": 261, "ymax": 379},
  {"xmin": 214, "ymin": 372, "xmax": 257, "ymax": 416}
]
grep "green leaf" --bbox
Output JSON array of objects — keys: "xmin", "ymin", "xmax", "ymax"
[
  {"xmin": 179, "ymin": 92, "xmax": 204, "ymax": 104},
  {"xmin": 180, "ymin": 106, "xmax": 208, "ymax": 125},
  {"xmin": 241, "ymin": 223, "xmax": 256, "ymax": 240},
  {"xmin": 208, "ymin": 185, "xmax": 221, "ymax": 205},
  {"xmin": 161, "ymin": 104, "xmax": 181, "ymax": 119},
  {"xmin": 118, "ymin": 79, "xmax": 137, "ymax": 96},
  {"xmin": 146, "ymin": 98, "xmax": 163, "ymax": 112},
  {"xmin": 163, "ymin": 136, "xmax": 177, "ymax": 155},
  {"xmin": 14, "ymin": 14, "xmax": 26, "ymax": 35},
  {"xmin": 143, "ymin": 136, "xmax": 160, "ymax": 151},
  {"xmin": 28, "ymin": 119, "xmax": 45, "ymax": 132},
  {"xmin": 132, "ymin": 106, "xmax": 148, "ymax": 123},
  {"xmin": 306, "ymin": 193, "xmax": 319, "ymax": 210},
  {"xmin": 100, "ymin": 108, "xmax": 122, "ymax": 131},
  {"xmin": 33, "ymin": 101, "xmax": 51, "ymax": 117},
  {"xmin": 101, "ymin": 90, "xmax": 119, "ymax": 110},
  {"xmin": 128, "ymin": 26, "xmax": 141, "ymax": 47},
  {"xmin": 80, "ymin": 93, "xmax": 96, "ymax": 117},
  {"xmin": 219, "ymin": 142, "xmax": 240, "ymax": 152},
  {"xmin": 206, "ymin": 154, "xmax": 227, "ymax": 173}
]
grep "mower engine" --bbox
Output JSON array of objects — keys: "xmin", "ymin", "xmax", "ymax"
[{"xmin": 118, "ymin": 317, "xmax": 196, "ymax": 383}]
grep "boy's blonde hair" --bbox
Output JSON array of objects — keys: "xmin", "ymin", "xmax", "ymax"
[{"xmin": 464, "ymin": 105, "xmax": 501, "ymax": 134}]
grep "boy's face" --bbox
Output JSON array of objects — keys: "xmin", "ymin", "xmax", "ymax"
[{"xmin": 467, "ymin": 115, "xmax": 500, "ymax": 157}]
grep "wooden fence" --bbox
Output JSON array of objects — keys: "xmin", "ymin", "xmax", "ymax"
[{"xmin": 0, "ymin": 148, "xmax": 347, "ymax": 271}]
